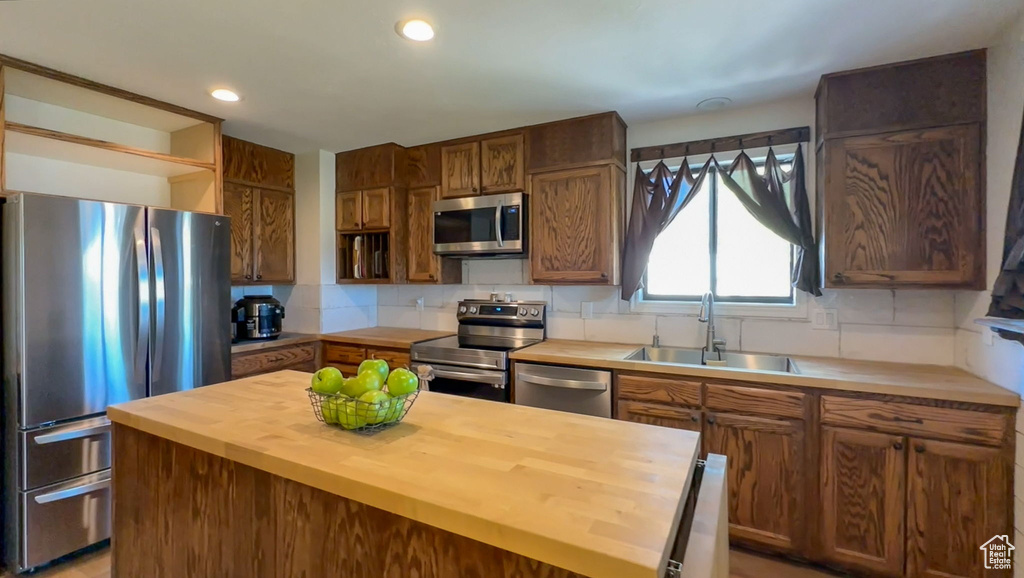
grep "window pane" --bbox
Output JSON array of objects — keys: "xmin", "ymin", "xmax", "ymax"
[
  {"xmin": 715, "ymin": 176, "xmax": 793, "ymax": 299},
  {"xmin": 646, "ymin": 179, "xmax": 711, "ymax": 297}
]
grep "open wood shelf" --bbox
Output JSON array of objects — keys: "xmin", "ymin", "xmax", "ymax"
[
  {"xmin": 5, "ymin": 122, "xmax": 215, "ymax": 178},
  {"xmin": 337, "ymin": 232, "xmax": 391, "ymax": 283}
]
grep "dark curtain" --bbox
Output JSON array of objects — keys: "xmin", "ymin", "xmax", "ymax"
[
  {"xmin": 620, "ymin": 158, "xmax": 713, "ymax": 300},
  {"xmin": 620, "ymin": 145, "xmax": 820, "ymax": 300},
  {"xmin": 988, "ymin": 103, "xmax": 1024, "ymax": 343},
  {"xmin": 716, "ymin": 145, "xmax": 821, "ymax": 296}
]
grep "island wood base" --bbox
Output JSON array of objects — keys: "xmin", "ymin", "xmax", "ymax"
[{"xmin": 111, "ymin": 424, "xmax": 583, "ymax": 578}]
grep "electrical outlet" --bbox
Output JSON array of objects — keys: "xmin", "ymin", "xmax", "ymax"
[
  {"xmin": 581, "ymin": 301, "xmax": 594, "ymax": 320},
  {"xmin": 415, "ymin": 297, "xmax": 424, "ymax": 312},
  {"xmin": 811, "ymin": 308, "xmax": 838, "ymax": 330}
]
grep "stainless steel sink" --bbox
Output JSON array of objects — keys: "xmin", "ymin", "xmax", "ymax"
[{"xmin": 626, "ymin": 346, "xmax": 799, "ymax": 374}]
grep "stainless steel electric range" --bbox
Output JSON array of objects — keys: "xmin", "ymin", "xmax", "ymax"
[{"xmin": 410, "ymin": 296, "xmax": 546, "ymax": 402}]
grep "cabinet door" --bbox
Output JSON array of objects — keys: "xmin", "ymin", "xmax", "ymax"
[
  {"xmin": 530, "ymin": 166, "xmax": 613, "ymax": 284},
  {"xmin": 481, "ymin": 134, "xmax": 524, "ymax": 194},
  {"xmin": 336, "ymin": 191, "xmax": 362, "ymax": 231},
  {"xmin": 821, "ymin": 427, "xmax": 905, "ymax": 577},
  {"xmin": 906, "ymin": 439, "xmax": 1010, "ymax": 578},
  {"xmin": 440, "ymin": 142, "xmax": 480, "ymax": 198},
  {"xmin": 824, "ymin": 124, "xmax": 982, "ymax": 288},
  {"xmin": 703, "ymin": 412, "xmax": 804, "ymax": 553},
  {"xmin": 617, "ymin": 400, "xmax": 701, "ymax": 432},
  {"xmin": 223, "ymin": 183, "xmax": 254, "ymax": 283},
  {"xmin": 407, "ymin": 186, "xmax": 439, "ymax": 282},
  {"xmin": 361, "ymin": 187, "xmax": 390, "ymax": 229},
  {"xmin": 253, "ymin": 189, "xmax": 295, "ymax": 284}
]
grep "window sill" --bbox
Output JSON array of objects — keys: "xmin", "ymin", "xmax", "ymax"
[{"xmin": 629, "ymin": 293, "xmax": 809, "ymax": 320}]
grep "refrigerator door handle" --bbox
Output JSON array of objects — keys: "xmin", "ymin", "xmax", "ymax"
[
  {"xmin": 151, "ymin": 227, "xmax": 166, "ymax": 377},
  {"xmin": 33, "ymin": 419, "xmax": 111, "ymax": 445},
  {"xmin": 33, "ymin": 476, "xmax": 111, "ymax": 504},
  {"xmin": 134, "ymin": 232, "xmax": 150, "ymax": 382}
]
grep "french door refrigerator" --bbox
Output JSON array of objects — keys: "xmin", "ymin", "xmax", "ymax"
[{"xmin": 1, "ymin": 193, "xmax": 231, "ymax": 572}]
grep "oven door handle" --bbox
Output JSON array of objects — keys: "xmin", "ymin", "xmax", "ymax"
[
  {"xmin": 429, "ymin": 367, "xmax": 506, "ymax": 387},
  {"xmin": 516, "ymin": 373, "xmax": 608, "ymax": 391}
]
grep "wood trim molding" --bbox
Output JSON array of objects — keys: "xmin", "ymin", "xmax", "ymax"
[
  {"xmin": 223, "ymin": 177, "xmax": 295, "ymax": 194},
  {"xmin": 0, "ymin": 53, "xmax": 223, "ymax": 124},
  {"xmin": 5, "ymin": 121, "xmax": 217, "ymax": 172},
  {"xmin": 630, "ymin": 126, "xmax": 811, "ymax": 163}
]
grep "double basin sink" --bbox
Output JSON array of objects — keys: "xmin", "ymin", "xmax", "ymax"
[{"xmin": 626, "ymin": 346, "xmax": 799, "ymax": 374}]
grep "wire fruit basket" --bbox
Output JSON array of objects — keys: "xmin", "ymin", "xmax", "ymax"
[{"xmin": 306, "ymin": 365, "xmax": 432, "ymax": 434}]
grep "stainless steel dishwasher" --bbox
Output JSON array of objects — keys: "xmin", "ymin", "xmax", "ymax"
[{"xmin": 513, "ymin": 363, "xmax": 612, "ymax": 418}]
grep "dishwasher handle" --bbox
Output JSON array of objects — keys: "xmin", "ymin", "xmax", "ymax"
[{"xmin": 516, "ymin": 372, "xmax": 608, "ymax": 392}]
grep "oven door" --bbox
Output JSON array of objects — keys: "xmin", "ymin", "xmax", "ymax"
[
  {"xmin": 413, "ymin": 363, "xmax": 509, "ymax": 402},
  {"xmin": 433, "ymin": 193, "xmax": 524, "ymax": 255}
]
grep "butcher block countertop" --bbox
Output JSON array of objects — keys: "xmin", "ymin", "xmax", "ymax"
[
  {"xmin": 107, "ymin": 370, "xmax": 699, "ymax": 578},
  {"xmin": 511, "ymin": 340, "xmax": 1019, "ymax": 407},
  {"xmin": 231, "ymin": 332, "xmax": 320, "ymax": 354},
  {"xmin": 320, "ymin": 327, "xmax": 454, "ymax": 349}
]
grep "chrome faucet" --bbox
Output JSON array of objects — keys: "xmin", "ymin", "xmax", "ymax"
[{"xmin": 698, "ymin": 292, "xmax": 726, "ymax": 360}]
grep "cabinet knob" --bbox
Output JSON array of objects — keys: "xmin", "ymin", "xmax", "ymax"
[
  {"xmin": 245, "ymin": 274, "xmax": 252, "ymax": 280},
  {"xmin": 428, "ymin": 273, "xmax": 436, "ymax": 280},
  {"xmin": 914, "ymin": 444, "xmax": 925, "ymax": 453},
  {"xmin": 832, "ymin": 272, "xmax": 846, "ymax": 283},
  {"xmin": 600, "ymin": 272, "xmax": 608, "ymax": 279},
  {"xmin": 706, "ymin": 416, "xmax": 716, "ymax": 425},
  {"xmin": 690, "ymin": 415, "xmax": 699, "ymax": 423},
  {"xmin": 892, "ymin": 441, "xmax": 903, "ymax": 451},
  {"xmin": 256, "ymin": 274, "xmax": 263, "ymax": 280}
]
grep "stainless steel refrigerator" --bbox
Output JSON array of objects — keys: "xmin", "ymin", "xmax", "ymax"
[{"xmin": 1, "ymin": 193, "xmax": 231, "ymax": 572}]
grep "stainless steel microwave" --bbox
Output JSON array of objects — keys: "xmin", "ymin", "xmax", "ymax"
[{"xmin": 433, "ymin": 192, "xmax": 525, "ymax": 257}]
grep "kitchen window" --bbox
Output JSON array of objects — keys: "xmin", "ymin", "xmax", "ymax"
[{"xmin": 643, "ymin": 158, "xmax": 795, "ymax": 304}]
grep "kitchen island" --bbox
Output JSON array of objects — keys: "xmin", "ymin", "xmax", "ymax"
[{"xmin": 107, "ymin": 370, "xmax": 726, "ymax": 578}]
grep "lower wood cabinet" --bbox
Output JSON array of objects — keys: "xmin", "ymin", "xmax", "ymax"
[
  {"xmin": 231, "ymin": 343, "xmax": 317, "ymax": 379},
  {"xmin": 821, "ymin": 427, "xmax": 906, "ymax": 577},
  {"xmin": 617, "ymin": 399, "xmax": 701, "ymax": 432},
  {"xmin": 322, "ymin": 342, "xmax": 411, "ymax": 376},
  {"xmin": 704, "ymin": 411, "xmax": 805, "ymax": 554}
]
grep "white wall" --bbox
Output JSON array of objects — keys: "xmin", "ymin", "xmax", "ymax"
[
  {"xmin": 954, "ymin": 13, "xmax": 1024, "ymax": 394},
  {"xmin": 5, "ymin": 152, "xmax": 171, "ymax": 206}
]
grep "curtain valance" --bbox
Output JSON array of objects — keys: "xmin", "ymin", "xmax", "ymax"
[{"xmin": 620, "ymin": 144, "xmax": 821, "ymax": 300}]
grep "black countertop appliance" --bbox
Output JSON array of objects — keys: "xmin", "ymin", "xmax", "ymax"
[{"xmin": 232, "ymin": 295, "xmax": 285, "ymax": 341}]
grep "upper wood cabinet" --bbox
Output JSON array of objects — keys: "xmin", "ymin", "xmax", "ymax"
[
  {"xmin": 817, "ymin": 50, "xmax": 986, "ymax": 289},
  {"xmin": 335, "ymin": 188, "xmax": 391, "ymax": 232},
  {"xmin": 527, "ymin": 112, "xmax": 626, "ymax": 172},
  {"xmin": 336, "ymin": 191, "xmax": 362, "ymax": 232},
  {"xmin": 407, "ymin": 186, "xmax": 439, "ymax": 282},
  {"xmin": 480, "ymin": 134, "xmax": 525, "ymax": 194},
  {"xmin": 440, "ymin": 142, "xmax": 481, "ymax": 198},
  {"xmin": 336, "ymin": 143, "xmax": 405, "ymax": 192},
  {"xmin": 405, "ymin": 143, "xmax": 441, "ymax": 188},
  {"xmin": 821, "ymin": 427, "xmax": 905, "ymax": 577},
  {"xmin": 906, "ymin": 439, "xmax": 1009, "ymax": 578},
  {"xmin": 222, "ymin": 137, "xmax": 295, "ymax": 285},
  {"xmin": 529, "ymin": 165, "xmax": 623, "ymax": 285}
]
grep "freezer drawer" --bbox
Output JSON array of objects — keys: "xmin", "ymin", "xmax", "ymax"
[
  {"xmin": 21, "ymin": 470, "xmax": 110, "ymax": 571},
  {"xmin": 20, "ymin": 417, "xmax": 111, "ymax": 490}
]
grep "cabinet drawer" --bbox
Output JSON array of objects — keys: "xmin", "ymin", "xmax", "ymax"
[
  {"xmin": 617, "ymin": 373, "xmax": 701, "ymax": 407},
  {"xmin": 821, "ymin": 396, "xmax": 1007, "ymax": 446},
  {"xmin": 366, "ymin": 347, "xmax": 410, "ymax": 369},
  {"xmin": 232, "ymin": 345, "xmax": 317, "ymax": 379},
  {"xmin": 617, "ymin": 400, "xmax": 701, "ymax": 431},
  {"xmin": 325, "ymin": 363, "xmax": 361, "ymax": 377},
  {"xmin": 705, "ymin": 384, "xmax": 805, "ymax": 419},
  {"xmin": 322, "ymin": 343, "xmax": 367, "ymax": 365}
]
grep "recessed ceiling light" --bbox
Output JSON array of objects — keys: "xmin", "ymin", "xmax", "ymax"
[
  {"xmin": 211, "ymin": 88, "xmax": 241, "ymax": 102},
  {"xmin": 397, "ymin": 19, "xmax": 435, "ymax": 42},
  {"xmin": 696, "ymin": 97, "xmax": 732, "ymax": 111}
]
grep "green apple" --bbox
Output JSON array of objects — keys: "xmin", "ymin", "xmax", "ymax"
[
  {"xmin": 336, "ymin": 399, "xmax": 367, "ymax": 430},
  {"xmin": 357, "ymin": 390, "xmax": 391, "ymax": 424},
  {"xmin": 358, "ymin": 359, "xmax": 390, "ymax": 383},
  {"xmin": 382, "ymin": 397, "xmax": 405, "ymax": 423},
  {"xmin": 386, "ymin": 368, "xmax": 419, "ymax": 397},
  {"xmin": 311, "ymin": 367, "xmax": 344, "ymax": 395},
  {"xmin": 320, "ymin": 398, "xmax": 340, "ymax": 424},
  {"xmin": 340, "ymin": 370, "xmax": 383, "ymax": 398}
]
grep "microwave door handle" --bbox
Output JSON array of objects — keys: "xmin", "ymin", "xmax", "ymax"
[{"xmin": 494, "ymin": 204, "xmax": 504, "ymax": 247}]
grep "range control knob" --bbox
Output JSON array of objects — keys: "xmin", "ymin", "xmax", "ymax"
[
  {"xmin": 519, "ymin": 308, "xmax": 528, "ymax": 316},
  {"xmin": 458, "ymin": 306, "xmax": 467, "ymax": 314},
  {"xmin": 530, "ymin": 308, "xmax": 540, "ymax": 316},
  {"xmin": 468, "ymin": 306, "xmax": 478, "ymax": 314}
]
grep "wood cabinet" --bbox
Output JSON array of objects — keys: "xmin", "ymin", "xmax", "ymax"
[
  {"xmin": 223, "ymin": 137, "xmax": 296, "ymax": 285},
  {"xmin": 336, "ymin": 188, "xmax": 391, "ymax": 232},
  {"xmin": 406, "ymin": 186, "xmax": 461, "ymax": 284},
  {"xmin": 481, "ymin": 134, "xmax": 525, "ymax": 194},
  {"xmin": 321, "ymin": 342, "xmax": 411, "ymax": 375},
  {"xmin": 906, "ymin": 439, "xmax": 1010, "ymax": 578},
  {"xmin": 704, "ymin": 411, "xmax": 805, "ymax": 554},
  {"xmin": 336, "ymin": 191, "xmax": 362, "ymax": 231},
  {"xmin": 529, "ymin": 165, "xmax": 623, "ymax": 285},
  {"xmin": 440, "ymin": 141, "xmax": 480, "ymax": 198},
  {"xmin": 817, "ymin": 50, "xmax": 986, "ymax": 289},
  {"xmin": 231, "ymin": 342, "xmax": 318, "ymax": 379},
  {"xmin": 821, "ymin": 427, "xmax": 905, "ymax": 577},
  {"xmin": 618, "ymin": 400, "xmax": 701, "ymax": 431},
  {"xmin": 224, "ymin": 182, "xmax": 295, "ymax": 284},
  {"xmin": 527, "ymin": 112, "xmax": 627, "ymax": 172}
]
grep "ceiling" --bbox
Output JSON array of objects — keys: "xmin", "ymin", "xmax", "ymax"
[{"xmin": 0, "ymin": 0, "xmax": 1020, "ymax": 153}]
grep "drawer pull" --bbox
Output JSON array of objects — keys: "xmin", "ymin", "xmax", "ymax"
[
  {"xmin": 892, "ymin": 441, "xmax": 903, "ymax": 451},
  {"xmin": 887, "ymin": 415, "xmax": 925, "ymax": 424},
  {"xmin": 915, "ymin": 444, "xmax": 925, "ymax": 453},
  {"xmin": 691, "ymin": 415, "xmax": 699, "ymax": 423},
  {"xmin": 34, "ymin": 420, "xmax": 111, "ymax": 445}
]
